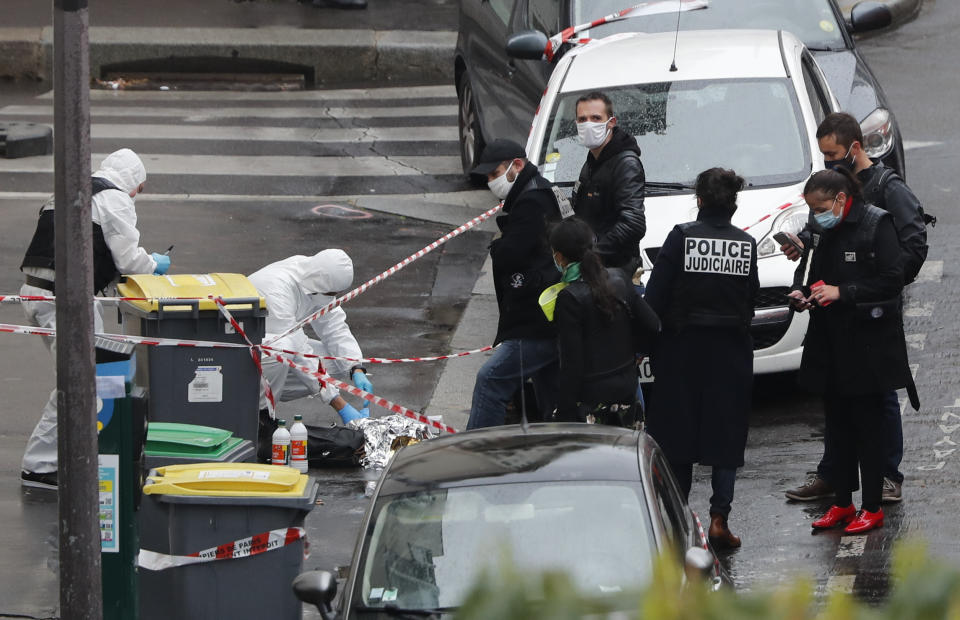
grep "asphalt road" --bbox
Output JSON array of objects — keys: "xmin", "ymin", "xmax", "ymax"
[{"xmin": 0, "ymin": 1, "xmax": 958, "ymax": 615}]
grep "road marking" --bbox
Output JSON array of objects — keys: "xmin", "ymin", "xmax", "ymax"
[
  {"xmin": 0, "ymin": 153, "xmax": 462, "ymax": 177},
  {"xmin": 836, "ymin": 536, "xmax": 867, "ymax": 558},
  {"xmin": 915, "ymin": 261, "xmax": 943, "ymax": 283},
  {"xmin": 904, "ymin": 140, "xmax": 944, "ymax": 151},
  {"xmin": 87, "ymin": 124, "xmax": 458, "ymax": 143},
  {"xmin": 0, "ymin": 104, "xmax": 458, "ymax": 120},
  {"xmin": 825, "ymin": 574, "xmax": 857, "ymax": 593},
  {"xmin": 904, "ymin": 302, "xmax": 934, "ymax": 317},
  {"xmin": 906, "ymin": 334, "xmax": 927, "ymax": 351}
]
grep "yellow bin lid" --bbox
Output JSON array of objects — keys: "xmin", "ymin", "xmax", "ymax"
[
  {"xmin": 116, "ymin": 273, "xmax": 266, "ymax": 313},
  {"xmin": 143, "ymin": 462, "xmax": 308, "ymax": 497}
]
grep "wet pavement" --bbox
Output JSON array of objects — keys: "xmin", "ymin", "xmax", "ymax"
[{"xmin": 2, "ymin": 0, "xmax": 960, "ymax": 615}]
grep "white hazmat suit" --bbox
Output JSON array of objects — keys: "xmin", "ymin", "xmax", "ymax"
[
  {"xmin": 21, "ymin": 148, "xmax": 158, "ymax": 479},
  {"xmin": 249, "ymin": 249, "xmax": 364, "ymax": 411}
]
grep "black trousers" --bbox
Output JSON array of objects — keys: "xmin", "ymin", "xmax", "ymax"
[
  {"xmin": 823, "ymin": 392, "xmax": 885, "ymax": 512},
  {"xmin": 670, "ymin": 461, "xmax": 737, "ymax": 519}
]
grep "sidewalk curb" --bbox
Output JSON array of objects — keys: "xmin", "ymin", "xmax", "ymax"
[{"xmin": 0, "ymin": 27, "xmax": 455, "ymax": 86}]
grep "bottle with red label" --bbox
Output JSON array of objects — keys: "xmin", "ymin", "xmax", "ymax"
[
  {"xmin": 271, "ymin": 419, "xmax": 290, "ymax": 466},
  {"xmin": 290, "ymin": 414, "xmax": 308, "ymax": 473}
]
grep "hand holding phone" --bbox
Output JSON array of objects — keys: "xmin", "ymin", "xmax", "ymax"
[{"xmin": 773, "ymin": 232, "xmax": 803, "ymax": 261}]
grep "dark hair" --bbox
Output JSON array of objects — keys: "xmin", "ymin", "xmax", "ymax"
[
  {"xmin": 803, "ymin": 167, "xmax": 862, "ymax": 201},
  {"xmin": 695, "ymin": 167, "xmax": 745, "ymax": 214},
  {"xmin": 816, "ymin": 112, "xmax": 864, "ymax": 149},
  {"xmin": 548, "ymin": 218, "xmax": 619, "ymax": 321},
  {"xmin": 575, "ymin": 91, "xmax": 614, "ymax": 119}
]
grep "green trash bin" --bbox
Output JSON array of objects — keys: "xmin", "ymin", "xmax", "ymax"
[
  {"xmin": 145, "ymin": 422, "xmax": 256, "ymax": 470},
  {"xmin": 139, "ymin": 464, "xmax": 318, "ymax": 620},
  {"xmin": 116, "ymin": 273, "xmax": 267, "ymax": 443}
]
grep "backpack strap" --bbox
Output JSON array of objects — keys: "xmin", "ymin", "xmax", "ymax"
[{"xmin": 856, "ymin": 204, "xmax": 887, "ymax": 269}]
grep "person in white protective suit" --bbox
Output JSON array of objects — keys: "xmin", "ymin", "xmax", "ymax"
[
  {"xmin": 18, "ymin": 148, "xmax": 171, "ymax": 489},
  {"xmin": 248, "ymin": 249, "xmax": 372, "ymax": 441}
]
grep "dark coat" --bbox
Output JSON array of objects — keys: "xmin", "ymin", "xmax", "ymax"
[
  {"xmin": 490, "ymin": 162, "xmax": 562, "ymax": 344},
  {"xmin": 571, "ymin": 126, "xmax": 646, "ymax": 269},
  {"xmin": 794, "ymin": 199, "xmax": 911, "ymax": 396},
  {"xmin": 643, "ymin": 208, "xmax": 759, "ymax": 468},
  {"xmin": 554, "ymin": 268, "xmax": 660, "ymax": 421}
]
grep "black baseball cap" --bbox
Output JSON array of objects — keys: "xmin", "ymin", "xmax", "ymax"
[{"xmin": 470, "ymin": 139, "xmax": 527, "ymax": 176}]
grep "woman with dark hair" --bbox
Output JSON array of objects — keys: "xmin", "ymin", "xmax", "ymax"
[
  {"xmin": 788, "ymin": 167, "xmax": 911, "ymax": 535},
  {"xmin": 644, "ymin": 167, "xmax": 758, "ymax": 550},
  {"xmin": 548, "ymin": 218, "xmax": 659, "ymax": 426}
]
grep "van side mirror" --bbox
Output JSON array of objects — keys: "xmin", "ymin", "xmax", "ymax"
[
  {"xmin": 292, "ymin": 570, "xmax": 338, "ymax": 619},
  {"xmin": 849, "ymin": 1, "xmax": 893, "ymax": 33},
  {"xmin": 506, "ymin": 30, "xmax": 549, "ymax": 60}
]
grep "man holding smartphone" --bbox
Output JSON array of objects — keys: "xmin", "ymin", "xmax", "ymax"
[{"xmin": 781, "ymin": 113, "xmax": 929, "ymax": 505}]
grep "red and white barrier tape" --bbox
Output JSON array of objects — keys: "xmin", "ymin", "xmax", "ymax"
[
  {"xmin": 0, "ymin": 323, "xmax": 248, "ymax": 349},
  {"xmin": 543, "ymin": 0, "xmax": 708, "ymax": 61},
  {"xmin": 740, "ymin": 194, "xmax": 804, "ymax": 232},
  {"xmin": 264, "ymin": 202, "xmax": 503, "ymax": 346},
  {"xmin": 213, "ymin": 297, "xmax": 279, "ymax": 414},
  {"xmin": 322, "ymin": 373, "xmax": 458, "ymax": 435},
  {"xmin": 259, "ymin": 343, "xmax": 497, "ymax": 365},
  {"xmin": 138, "ymin": 527, "xmax": 305, "ymax": 572}
]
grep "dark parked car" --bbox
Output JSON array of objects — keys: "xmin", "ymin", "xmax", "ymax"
[
  {"xmin": 455, "ymin": 0, "xmax": 904, "ymax": 178},
  {"xmin": 294, "ymin": 424, "xmax": 729, "ymax": 618}
]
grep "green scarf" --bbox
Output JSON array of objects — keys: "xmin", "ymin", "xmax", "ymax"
[{"xmin": 561, "ymin": 261, "xmax": 581, "ymax": 283}]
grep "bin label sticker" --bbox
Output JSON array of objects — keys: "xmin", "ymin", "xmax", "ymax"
[
  {"xmin": 138, "ymin": 527, "xmax": 306, "ymax": 571},
  {"xmin": 98, "ymin": 454, "xmax": 120, "ymax": 553},
  {"xmin": 196, "ymin": 469, "xmax": 271, "ymax": 480},
  {"xmin": 188, "ymin": 366, "xmax": 223, "ymax": 403},
  {"xmin": 96, "ymin": 375, "xmax": 126, "ymax": 399}
]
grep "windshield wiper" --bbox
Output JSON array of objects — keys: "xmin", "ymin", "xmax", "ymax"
[
  {"xmin": 645, "ymin": 181, "xmax": 695, "ymax": 192},
  {"xmin": 354, "ymin": 604, "xmax": 453, "ymax": 617}
]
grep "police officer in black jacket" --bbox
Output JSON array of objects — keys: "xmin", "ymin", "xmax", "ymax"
[
  {"xmin": 788, "ymin": 168, "xmax": 912, "ymax": 536},
  {"xmin": 783, "ymin": 112, "xmax": 929, "ymax": 504},
  {"xmin": 466, "ymin": 139, "xmax": 562, "ymax": 429},
  {"xmin": 644, "ymin": 168, "xmax": 758, "ymax": 550},
  {"xmin": 571, "ymin": 92, "xmax": 646, "ymax": 274}
]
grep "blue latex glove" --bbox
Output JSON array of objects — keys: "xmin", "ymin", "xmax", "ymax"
[
  {"xmin": 352, "ymin": 369, "xmax": 373, "ymax": 393},
  {"xmin": 151, "ymin": 253, "xmax": 171, "ymax": 275},
  {"xmin": 337, "ymin": 403, "xmax": 370, "ymax": 424}
]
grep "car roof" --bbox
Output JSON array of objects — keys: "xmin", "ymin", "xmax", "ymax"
[
  {"xmin": 378, "ymin": 423, "xmax": 644, "ymax": 495},
  {"xmin": 561, "ymin": 29, "xmax": 795, "ymax": 93}
]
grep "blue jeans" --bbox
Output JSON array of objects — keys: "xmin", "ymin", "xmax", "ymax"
[
  {"xmin": 817, "ymin": 389, "xmax": 903, "ymax": 484},
  {"xmin": 670, "ymin": 462, "xmax": 737, "ymax": 518},
  {"xmin": 467, "ymin": 338, "xmax": 559, "ymax": 430}
]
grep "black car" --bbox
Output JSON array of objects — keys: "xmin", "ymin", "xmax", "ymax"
[
  {"xmin": 455, "ymin": 0, "xmax": 904, "ymax": 179},
  {"xmin": 294, "ymin": 423, "xmax": 729, "ymax": 619}
]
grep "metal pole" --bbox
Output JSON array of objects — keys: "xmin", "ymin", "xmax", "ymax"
[{"xmin": 53, "ymin": 0, "xmax": 102, "ymax": 617}]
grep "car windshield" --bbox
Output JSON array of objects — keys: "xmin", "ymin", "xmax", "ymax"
[
  {"xmin": 573, "ymin": 0, "xmax": 848, "ymax": 51},
  {"xmin": 538, "ymin": 79, "xmax": 810, "ymax": 188},
  {"xmin": 354, "ymin": 482, "xmax": 656, "ymax": 611}
]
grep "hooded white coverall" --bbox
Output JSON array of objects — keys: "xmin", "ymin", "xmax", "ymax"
[
  {"xmin": 21, "ymin": 148, "xmax": 158, "ymax": 475},
  {"xmin": 248, "ymin": 249, "xmax": 363, "ymax": 412}
]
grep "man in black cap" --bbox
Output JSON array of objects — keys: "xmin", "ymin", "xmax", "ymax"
[{"xmin": 466, "ymin": 139, "xmax": 564, "ymax": 429}]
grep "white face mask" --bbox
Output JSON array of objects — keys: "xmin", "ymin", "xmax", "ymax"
[
  {"xmin": 487, "ymin": 164, "xmax": 516, "ymax": 200},
  {"xmin": 577, "ymin": 119, "xmax": 613, "ymax": 149}
]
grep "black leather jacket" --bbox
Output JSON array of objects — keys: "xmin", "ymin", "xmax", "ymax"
[{"xmin": 571, "ymin": 127, "xmax": 646, "ymax": 269}]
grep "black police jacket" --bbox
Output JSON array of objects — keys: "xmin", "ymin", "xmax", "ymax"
[
  {"xmin": 490, "ymin": 162, "xmax": 562, "ymax": 344},
  {"xmin": 554, "ymin": 269, "xmax": 660, "ymax": 420},
  {"xmin": 571, "ymin": 126, "xmax": 646, "ymax": 269},
  {"xmin": 644, "ymin": 207, "xmax": 759, "ymax": 332},
  {"xmin": 858, "ymin": 160, "xmax": 928, "ymax": 284},
  {"xmin": 794, "ymin": 199, "xmax": 911, "ymax": 395}
]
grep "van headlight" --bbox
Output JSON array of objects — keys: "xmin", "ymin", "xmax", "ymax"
[
  {"xmin": 757, "ymin": 204, "xmax": 808, "ymax": 258},
  {"xmin": 861, "ymin": 107, "xmax": 895, "ymax": 159}
]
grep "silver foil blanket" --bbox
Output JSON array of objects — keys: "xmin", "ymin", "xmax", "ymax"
[{"xmin": 348, "ymin": 414, "xmax": 431, "ymax": 469}]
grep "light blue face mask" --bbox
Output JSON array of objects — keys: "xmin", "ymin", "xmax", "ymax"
[{"xmin": 814, "ymin": 197, "xmax": 842, "ymax": 229}]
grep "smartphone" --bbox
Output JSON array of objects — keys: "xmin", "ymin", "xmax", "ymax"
[{"xmin": 773, "ymin": 232, "xmax": 802, "ymax": 254}]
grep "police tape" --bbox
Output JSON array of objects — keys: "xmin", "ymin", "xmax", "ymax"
[
  {"xmin": 259, "ymin": 343, "xmax": 498, "ymax": 365},
  {"xmin": 138, "ymin": 527, "xmax": 305, "ymax": 572},
  {"xmin": 263, "ymin": 201, "xmax": 504, "ymax": 346},
  {"xmin": 740, "ymin": 194, "xmax": 804, "ymax": 232},
  {"xmin": 213, "ymin": 297, "xmax": 279, "ymax": 414}
]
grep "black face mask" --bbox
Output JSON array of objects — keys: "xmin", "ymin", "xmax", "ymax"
[{"xmin": 824, "ymin": 144, "xmax": 855, "ymax": 172}]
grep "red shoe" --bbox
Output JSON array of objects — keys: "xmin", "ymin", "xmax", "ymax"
[
  {"xmin": 812, "ymin": 504, "xmax": 857, "ymax": 529},
  {"xmin": 844, "ymin": 508, "xmax": 884, "ymax": 534}
]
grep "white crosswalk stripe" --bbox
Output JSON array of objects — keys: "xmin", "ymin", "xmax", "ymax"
[{"xmin": 0, "ymin": 85, "xmax": 468, "ymax": 198}]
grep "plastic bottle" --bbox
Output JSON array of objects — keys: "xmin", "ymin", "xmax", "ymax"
[
  {"xmin": 271, "ymin": 419, "xmax": 290, "ymax": 466},
  {"xmin": 289, "ymin": 414, "xmax": 309, "ymax": 473}
]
